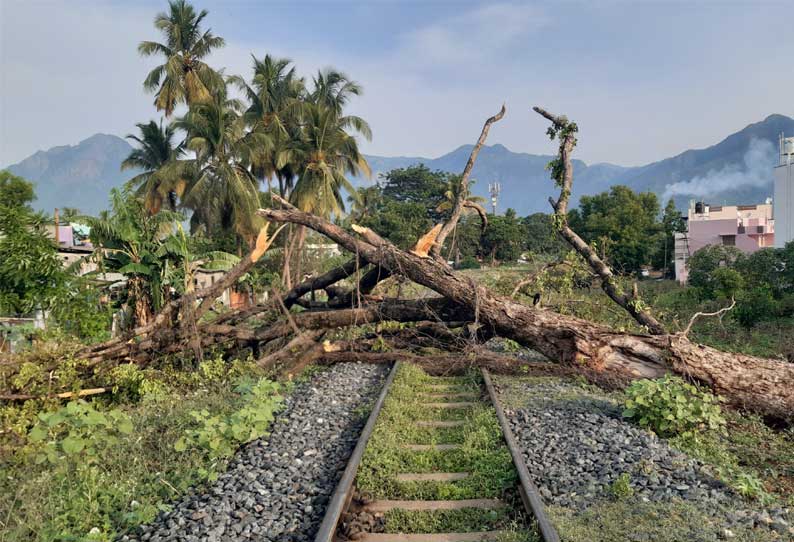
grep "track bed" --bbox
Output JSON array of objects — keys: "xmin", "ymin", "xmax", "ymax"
[{"xmin": 317, "ymin": 363, "xmax": 559, "ymax": 542}]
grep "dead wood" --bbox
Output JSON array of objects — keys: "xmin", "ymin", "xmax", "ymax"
[
  {"xmin": 432, "ymin": 104, "xmax": 506, "ymax": 259},
  {"xmin": 533, "ymin": 107, "xmax": 666, "ymax": 335},
  {"xmin": 0, "ymin": 387, "xmax": 108, "ymax": 401},
  {"xmin": 257, "ymin": 198, "xmax": 794, "ymax": 420},
  {"xmin": 282, "ymin": 257, "xmax": 363, "ymax": 308}
]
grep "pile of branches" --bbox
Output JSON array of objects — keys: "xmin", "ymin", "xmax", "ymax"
[{"xmin": 5, "ymin": 105, "xmax": 793, "ymax": 423}]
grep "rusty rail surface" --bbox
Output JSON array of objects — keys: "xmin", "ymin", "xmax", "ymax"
[
  {"xmin": 482, "ymin": 368, "xmax": 561, "ymax": 542},
  {"xmin": 314, "ymin": 360, "xmax": 400, "ymax": 542}
]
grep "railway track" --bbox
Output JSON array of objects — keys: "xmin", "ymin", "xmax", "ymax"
[{"xmin": 315, "ymin": 361, "xmax": 560, "ymax": 542}]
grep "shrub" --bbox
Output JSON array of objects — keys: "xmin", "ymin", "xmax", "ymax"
[
  {"xmin": 609, "ymin": 472, "xmax": 634, "ymax": 500},
  {"xmin": 622, "ymin": 375, "xmax": 725, "ymax": 437},
  {"xmin": 27, "ymin": 400, "xmax": 133, "ymax": 465},
  {"xmin": 456, "ymin": 255, "xmax": 480, "ymax": 270},
  {"xmin": 174, "ymin": 378, "xmax": 284, "ymax": 466},
  {"xmin": 734, "ymin": 286, "xmax": 777, "ymax": 329}
]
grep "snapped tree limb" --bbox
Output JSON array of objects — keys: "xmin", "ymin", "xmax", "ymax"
[
  {"xmin": 257, "ymin": 200, "xmax": 794, "ymax": 421},
  {"xmin": 432, "ymin": 104, "xmax": 506, "ymax": 259},
  {"xmin": 533, "ymin": 106, "xmax": 667, "ymax": 335}
]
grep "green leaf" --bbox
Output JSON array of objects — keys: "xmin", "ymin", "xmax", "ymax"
[
  {"xmin": 62, "ymin": 436, "xmax": 85, "ymax": 454},
  {"xmin": 28, "ymin": 425, "xmax": 48, "ymax": 442},
  {"xmin": 174, "ymin": 438, "xmax": 187, "ymax": 452},
  {"xmin": 116, "ymin": 417, "xmax": 134, "ymax": 435}
]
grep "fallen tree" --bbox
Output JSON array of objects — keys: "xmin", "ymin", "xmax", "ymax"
[
  {"xmin": 258, "ymin": 193, "xmax": 794, "ymax": 420},
  {"xmin": 5, "ymin": 106, "xmax": 792, "ymax": 423}
]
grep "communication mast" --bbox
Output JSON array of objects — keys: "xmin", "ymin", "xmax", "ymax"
[{"xmin": 488, "ymin": 182, "xmax": 501, "ymax": 215}]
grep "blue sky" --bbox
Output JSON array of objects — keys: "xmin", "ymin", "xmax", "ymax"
[{"xmin": 2, "ymin": 0, "xmax": 793, "ymax": 167}]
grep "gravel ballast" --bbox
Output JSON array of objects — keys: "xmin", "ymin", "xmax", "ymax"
[
  {"xmin": 497, "ymin": 377, "xmax": 793, "ymax": 540},
  {"xmin": 123, "ymin": 362, "xmax": 388, "ymax": 542}
]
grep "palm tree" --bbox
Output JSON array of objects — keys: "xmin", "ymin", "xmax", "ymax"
[
  {"xmin": 175, "ymin": 86, "xmax": 269, "ymax": 242},
  {"xmin": 230, "ymin": 54, "xmax": 305, "ymax": 198},
  {"xmin": 436, "ymin": 175, "xmax": 487, "ymax": 214},
  {"xmin": 83, "ymin": 189, "xmax": 183, "ymax": 328},
  {"xmin": 310, "ymin": 69, "xmax": 363, "ymax": 117},
  {"xmin": 348, "ymin": 185, "xmax": 381, "ymax": 221},
  {"xmin": 138, "ymin": 0, "xmax": 225, "ymax": 116},
  {"xmin": 122, "ymin": 119, "xmax": 187, "ymax": 213},
  {"xmin": 285, "ymin": 102, "xmax": 372, "ymax": 218},
  {"xmin": 436, "ymin": 176, "xmax": 488, "ymax": 263}
]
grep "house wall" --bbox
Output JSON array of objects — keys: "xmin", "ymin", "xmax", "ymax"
[
  {"xmin": 775, "ymin": 163, "xmax": 794, "ymax": 248},
  {"xmin": 675, "ymin": 203, "xmax": 776, "ymax": 283}
]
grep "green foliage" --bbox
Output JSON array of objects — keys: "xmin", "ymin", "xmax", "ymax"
[
  {"xmin": 653, "ymin": 198, "xmax": 686, "ymax": 275},
  {"xmin": 734, "ymin": 285, "xmax": 777, "ymax": 329},
  {"xmin": 109, "ymin": 364, "xmax": 170, "ymax": 402},
  {"xmin": 622, "ymin": 375, "xmax": 725, "ymax": 437},
  {"xmin": 27, "ymin": 401, "xmax": 134, "ymax": 465},
  {"xmin": 456, "ymin": 255, "xmax": 481, "ymax": 270},
  {"xmin": 380, "ymin": 164, "xmax": 448, "ymax": 209},
  {"xmin": 609, "ymin": 473, "xmax": 634, "ymax": 500},
  {"xmin": 568, "ymin": 185, "xmax": 662, "ymax": 274},
  {"xmin": 710, "ymin": 267, "xmax": 744, "ymax": 299},
  {"xmin": 1, "ymin": 354, "xmax": 270, "ymax": 541},
  {"xmin": 522, "ymin": 212, "xmax": 566, "ymax": 257},
  {"xmin": 355, "ymin": 165, "xmax": 449, "ymax": 248},
  {"xmin": 84, "ymin": 188, "xmax": 186, "ymax": 326},
  {"xmin": 686, "ymin": 244, "xmax": 745, "ymax": 299},
  {"xmin": 174, "ymin": 378, "xmax": 284, "ymax": 462},
  {"xmin": 49, "ymin": 280, "xmax": 113, "ymax": 343},
  {"xmin": 479, "ymin": 208, "xmax": 525, "ymax": 263},
  {"xmin": 0, "ymin": 171, "xmax": 67, "ymax": 315}
]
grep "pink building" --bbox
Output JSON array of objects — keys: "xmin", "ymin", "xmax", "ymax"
[{"xmin": 674, "ymin": 202, "xmax": 775, "ymax": 283}]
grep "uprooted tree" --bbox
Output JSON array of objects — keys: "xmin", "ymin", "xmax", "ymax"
[{"xmin": 5, "ymin": 105, "xmax": 792, "ymax": 422}]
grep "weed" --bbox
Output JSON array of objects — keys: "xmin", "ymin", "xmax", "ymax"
[{"xmin": 608, "ymin": 473, "xmax": 634, "ymax": 500}]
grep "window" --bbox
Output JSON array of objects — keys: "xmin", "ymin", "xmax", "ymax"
[{"xmin": 722, "ymin": 235, "xmax": 736, "ymax": 246}]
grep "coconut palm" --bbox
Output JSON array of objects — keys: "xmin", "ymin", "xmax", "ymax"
[
  {"xmin": 436, "ymin": 175, "xmax": 488, "ymax": 215},
  {"xmin": 230, "ymin": 54, "xmax": 305, "ymax": 198},
  {"xmin": 138, "ymin": 0, "xmax": 225, "ymax": 116},
  {"xmin": 436, "ymin": 176, "xmax": 488, "ymax": 263},
  {"xmin": 285, "ymin": 102, "xmax": 371, "ymax": 218},
  {"xmin": 348, "ymin": 185, "xmax": 381, "ymax": 221},
  {"xmin": 122, "ymin": 119, "xmax": 187, "ymax": 213},
  {"xmin": 309, "ymin": 69, "xmax": 364, "ymax": 118},
  {"xmin": 175, "ymin": 86, "xmax": 269, "ymax": 241}
]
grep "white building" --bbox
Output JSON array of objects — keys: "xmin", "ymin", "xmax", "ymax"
[{"xmin": 774, "ymin": 134, "xmax": 794, "ymax": 248}]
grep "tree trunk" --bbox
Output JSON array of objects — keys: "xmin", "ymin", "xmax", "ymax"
[{"xmin": 258, "ymin": 200, "xmax": 794, "ymax": 421}]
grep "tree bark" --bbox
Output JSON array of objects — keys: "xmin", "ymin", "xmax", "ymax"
[
  {"xmin": 258, "ymin": 200, "xmax": 794, "ymax": 421},
  {"xmin": 432, "ymin": 105, "xmax": 505, "ymax": 259},
  {"xmin": 533, "ymin": 106, "xmax": 666, "ymax": 335}
]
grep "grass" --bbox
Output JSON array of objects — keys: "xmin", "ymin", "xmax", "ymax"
[
  {"xmin": 0, "ymin": 355, "xmax": 286, "ymax": 542},
  {"xmin": 548, "ymin": 498, "xmax": 782, "ymax": 542},
  {"xmin": 669, "ymin": 412, "xmax": 794, "ymax": 506},
  {"xmin": 495, "ymin": 374, "xmax": 794, "ymax": 541},
  {"xmin": 356, "ymin": 363, "xmax": 536, "ymax": 538}
]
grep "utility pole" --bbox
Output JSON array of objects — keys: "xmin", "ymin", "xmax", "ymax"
[{"xmin": 488, "ymin": 182, "xmax": 501, "ymax": 215}]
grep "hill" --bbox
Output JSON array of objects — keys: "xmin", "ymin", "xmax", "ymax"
[
  {"xmin": 4, "ymin": 114, "xmax": 793, "ymax": 216},
  {"xmin": 359, "ymin": 114, "xmax": 794, "ymax": 214},
  {"xmin": 4, "ymin": 134, "xmax": 135, "ymax": 215}
]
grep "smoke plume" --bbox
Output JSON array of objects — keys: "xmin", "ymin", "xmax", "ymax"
[{"xmin": 662, "ymin": 137, "xmax": 776, "ymax": 202}]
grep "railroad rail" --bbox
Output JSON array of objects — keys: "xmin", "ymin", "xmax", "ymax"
[{"xmin": 315, "ymin": 361, "xmax": 560, "ymax": 542}]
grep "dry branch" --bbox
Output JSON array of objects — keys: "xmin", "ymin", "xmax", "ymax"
[
  {"xmin": 683, "ymin": 298, "xmax": 736, "ymax": 336},
  {"xmin": 432, "ymin": 104, "xmax": 506, "ymax": 259},
  {"xmin": 533, "ymin": 106, "xmax": 666, "ymax": 335},
  {"xmin": 257, "ymin": 201, "xmax": 794, "ymax": 420}
]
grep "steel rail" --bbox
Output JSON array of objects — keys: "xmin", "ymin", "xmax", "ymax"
[
  {"xmin": 482, "ymin": 368, "xmax": 561, "ymax": 542},
  {"xmin": 314, "ymin": 360, "xmax": 401, "ymax": 542}
]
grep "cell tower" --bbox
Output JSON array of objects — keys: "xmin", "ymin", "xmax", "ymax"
[{"xmin": 488, "ymin": 182, "xmax": 501, "ymax": 215}]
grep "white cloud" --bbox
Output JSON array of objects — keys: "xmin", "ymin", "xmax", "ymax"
[{"xmin": 399, "ymin": 3, "xmax": 547, "ymax": 68}]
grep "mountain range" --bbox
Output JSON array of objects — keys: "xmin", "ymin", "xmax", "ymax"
[{"xmin": 4, "ymin": 114, "xmax": 793, "ymax": 217}]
